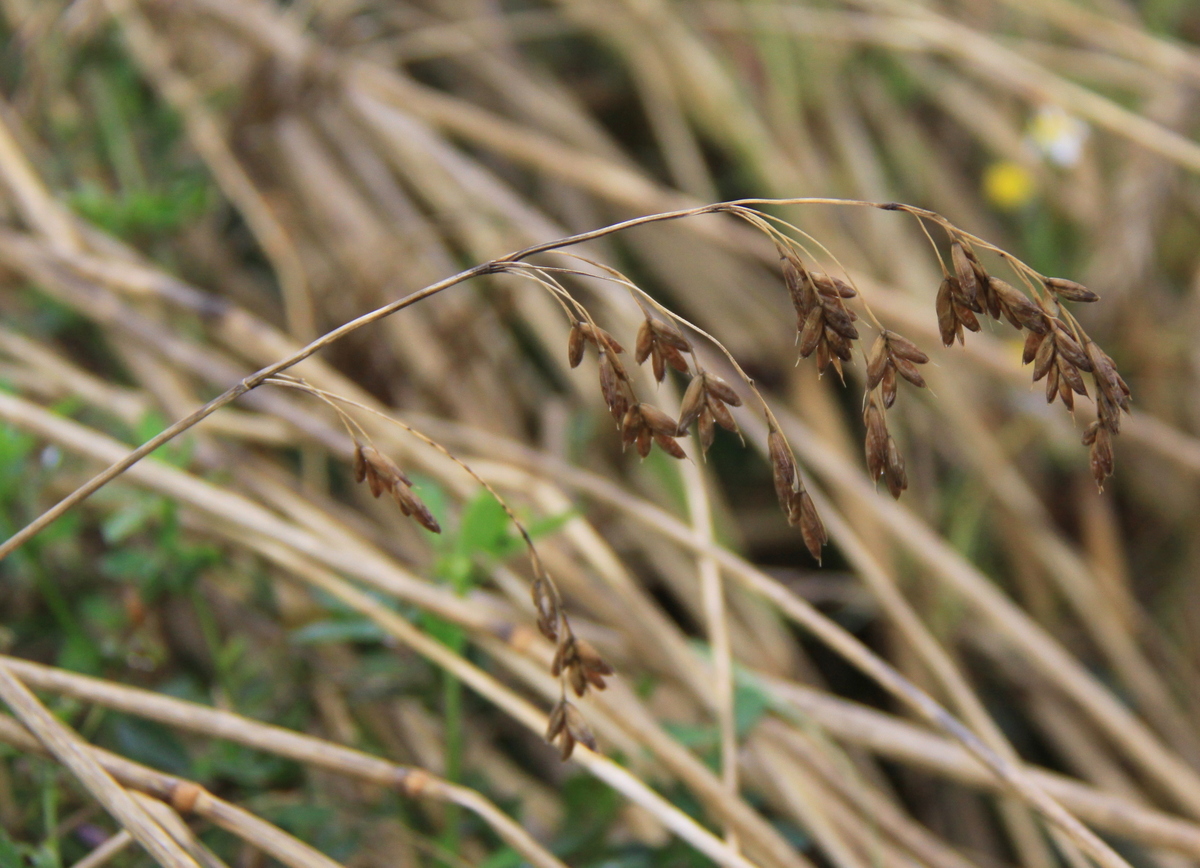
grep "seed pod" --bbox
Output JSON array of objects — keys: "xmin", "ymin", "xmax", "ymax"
[
  {"xmin": 653, "ymin": 433, "xmax": 686, "ymax": 459},
  {"xmin": 568, "ymin": 325, "xmax": 585, "ymax": 368},
  {"xmin": 1045, "ymin": 277, "xmax": 1099, "ymax": 303},
  {"xmin": 563, "ymin": 703, "xmax": 597, "ymax": 753},
  {"xmin": 1022, "ymin": 330, "xmax": 1047, "ymax": 365},
  {"xmin": 708, "ymin": 395, "xmax": 738, "ymax": 433},
  {"xmin": 822, "ymin": 305, "xmax": 860, "ymax": 341},
  {"xmin": 550, "ymin": 635, "xmax": 575, "ymax": 678},
  {"xmin": 1045, "ymin": 361, "xmax": 1060, "ymax": 403},
  {"xmin": 769, "ymin": 427, "xmax": 797, "ymax": 513},
  {"xmin": 634, "ymin": 320, "xmax": 654, "ymax": 364},
  {"xmin": 532, "ymin": 578, "xmax": 559, "ymax": 641},
  {"xmin": 951, "ymin": 242, "xmax": 978, "ymax": 304},
  {"xmin": 1058, "ymin": 358, "xmax": 1088, "ymax": 396},
  {"xmin": 662, "ymin": 344, "xmax": 690, "ymax": 375},
  {"xmin": 825, "ymin": 328, "xmax": 854, "ymax": 361},
  {"xmin": 598, "ymin": 351, "xmax": 628, "ymax": 421},
  {"xmin": 705, "ymin": 375, "xmax": 742, "ymax": 407},
  {"xmin": 546, "ymin": 700, "xmax": 568, "ymax": 742},
  {"xmin": 651, "ymin": 349, "xmax": 665, "ymax": 383},
  {"xmin": 579, "ymin": 323, "xmax": 624, "ymax": 355},
  {"xmin": 885, "ymin": 331, "xmax": 929, "ymax": 364},
  {"xmin": 892, "ymin": 356, "xmax": 926, "ymax": 389},
  {"xmin": 792, "ymin": 490, "xmax": 826, "ymax": 562},
  {"xmin": 650, "ymin": 318, "xmax": 691, "ymax": 351},
  {"xmin": 866, "ymin": 335, "xmax": 889, "ymax": 391},
  {"xmin": 352, "ymin": 442, "xmax": 368, "ymax": 484},
  {"xmin": 639, "ymin": 403, "xmax": 681, "ymax": 437},
  {"xmin": 679, "ymin": 375, "xmax": 707, "ymax": 431},
  {"xmin": 698, "ymin": 407, "xmax": 715, "ymax": 454},
  {"xmin": 864, "ymin": 402, "xmax": 888, "ymax": 482},
  {"xmin": 989, "ymin": 278, "xmax": 1043, "ymax": 330},
  {"xmin": 1032, "ymin": 335, "xmax": 1057, "ymax": 382},
  {"xmin": 1090, "ymin": 427, "xmax": 1114, "ymax": 488},
  {"xmin": 1053, "ymin": 327, "xmax": 1092, "ymax": 371},
  {"xmin": 636, "ymin": 426, "xmax": 653, "ymax": 458},
  {"xmin": 936, "ymin": 278, "xmax": 961, "ymax": 347},
  {"xmin": 884, "ymin": 437, "xmax": 907, "ymax": 499},
  {"xmin": 782, "ymin": 254, "xmax": 814, "ymax": 318},
  {"xmin": 881, "ymin": 365, "xmax": 897, "ymax": 409},
  {"xmin": 798, "ymin": 307, "xmax": 825, "ymax": 358}
]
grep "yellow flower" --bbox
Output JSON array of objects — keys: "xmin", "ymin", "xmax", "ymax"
[{"xmin": 983, "ymin": 160, "xmax": 1036, "ymax": 211}]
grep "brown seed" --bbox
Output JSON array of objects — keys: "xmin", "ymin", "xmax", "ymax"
[
  {"xmin": 951, "ymin": 242, "xmax": 978, "ymax": 304},
  {"xmin": 564, "ymin": 703, "xmax": 597, "ymax": 752},
  {"xmin": 532, "ymin": 578, "xmax": 559, "ymax": 641},
  {"xmin": 598, "ymin": 351, "xmax": 629, "ymax": 421},
  {"xmin": 1045, "ymin": 277, "xmax": 1099, "ymax": 303},
  {"xmin": 821, "ymin": 304, "xmax": 860, "ymax": 341},
  {"xmin": 881, "ymin": 365, "xmax": 897, "ymax": 409},
  {"xmin": 651, "ymin": 349, "xmax": 666, "ymax": 383},
  {"xmin": 698, "ymin": 408, "xmax": 715, "ymax": 454},
  {"xmin": 635, "ymin": 320, "xmax": 653, "ymax": 364},
  {"xmin": 636, "ymin": 426, "xmax": 653, "ymax": 458},
  {"xmin": 892, "ymin": 356, "xmax": 926, "ymax": 389},
  {"xmin": 798, "ymin": 306, "xmax": 825, "ymax": 358},
  {"xmin": 768, "ymin": 428, "xmax": 797, "ymax": 512},
  {"xmin": 1053, "ymin": 327, "xmax": 1092, "ymax": 371},
  {"xmin": 866, "ymin": 335, "xmax": 889, "ymax": 390},
  {"xmin": 884, "ymin": 331, "xmax": 929, "ymax": 364},
  {"xmin": 546, "ymin": 700, "xmax": 568, "ymax": 742},
  {"xmin": 989, "ymin": 278, "xmax": 1043, "ymax": 331},
  {"xmin": 1058, "ymin": 358, "xmax": 1088, "ymax": 396},
  {"xmin": 639, "ymin": 403, "xmax": 681, "ymax": 437},
  {"xmin": 884, "ymin": 437, "xmax": 907, "ymax": 499},
  {"xmin": 579, "ymin": 323, "xmax": 624, "ymax": 355},
  {"xmin": 653, "ymin": 432, "xmax": 687, "ymax": 460},
  {"xmin": 1090, "ymin": 427, "xmax": 1114, "ymax": 488},
  {"xmin": 568, "ymin": 324, "xmax": 585, "ymax": 368},
  {"xmin": 864, "ymin": 402, "xmax": 888, "ymax": 482},
  {"xmin": 1045, "ymin": 361, "xmax": 1060, "ymax": 403},
  {"xmin": 1032, "ymin": 335, "xmax": 1057, "ymax": 382},
  {"xmin": 793, "ymin": 490, "xmax": 826, "ymax": 562},
  {"xmin": 679, "ymin": 375, "xmax": 707, "ymax": 431},
  {"xmin": 353, "ymin": 442, "xmax": 368, "ymax": 484},
  {"xmin": 704, "ymin": 374, "xmax": 742, "ymax": 407},
  {"xmin": 1022, "ymin": 330, "xmax": 1047, "ymax": 365},
  {"xmin": 936, "ymin": 278, "xmax": 961, "ymax": 347},
  {"xmin": 782, "ymin": 253, "xmax": 814, "ymax": 318},
  {"xmin": 662, "ymin": 344, "xmax": 689, "ymax": 374},
  {"xmin": 708, "ymin": 395, "xmax": 738, "ymax": 432},
  {"xmin": 650, "ymin": 318, "xmax": 691, "ymax": 352}
]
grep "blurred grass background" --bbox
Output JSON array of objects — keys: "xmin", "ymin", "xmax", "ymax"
[{"xmin": 2, "ymin": 0, "xmax": 1200, "ymax": 866}]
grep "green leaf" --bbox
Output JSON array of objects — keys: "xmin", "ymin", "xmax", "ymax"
[
  {"xmin": 290, "ymin": 619, "xmax": 387, "ymax": 646},
  {"xmin": 458, "ymin": 492, "xmax": 510, "ymax": 558},
  {"xmin": 110, "ymin": 716, "xmax": 191, "ymax": 775}
]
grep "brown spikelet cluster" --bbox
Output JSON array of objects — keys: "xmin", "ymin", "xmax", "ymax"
[
  {"xmin": 353, "ymin": 442, "xmax": 441, "ymax": 533},
  {"xmin": 635, "ymin": 316, "xmax": 690, "ymax": 383},
  {"xmin": 783, "ymin": 250, "xmax": 859, "ymax": 380},
  {"xmin": 546, "ymin": 697, "xmax": 598, "ymax": 761},
  {"xmin": 768, "ymin": 424, "xmax": 826, "ymax": 560},
  {"xmin": 679, "ymin": 371, "xmax": 742, "ymax": 454},
  {"xmin": 529, "ymin": 566, "xmax": 613, "ymax": 760},
  {"xmin": 934, "ymin": 234, "xmax": 1129, "ymax": 488}
]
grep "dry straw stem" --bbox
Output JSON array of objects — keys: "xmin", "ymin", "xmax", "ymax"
[
  {"xmin": 0, "ymin": 714, "xmax": 342, "ymax": 868},
  {"xmin": 405, "ymin": 417, "xmax": 1200, "ymax": 856},
  {"xmin": 0, "ymin": 192, "xmax": 1139, "ymax": 868},
  {"xmin": 0, "ymin": 657, "xmax": 565, "ymax": 868},
  {"xmin": 703, "ymin": 0, "xmax": 1200, "ymax": 176},
  {"xmin": 0, "ymin": 197, "xmax": 951, "ymax": 561},
  {"xmin": 69, "ymin": 829, "xmax": 135, "ymax": 868},
  {"xmin": 101, "ymin": 0, "xmax": 314, "ymax": 340},
  {"xmin": 0, "ymin": 384, "xmax": 1130, "ymax": 868},
  {"xmin": 0, "ymin": 663, "xmax": 200, "ymax": 868}
]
